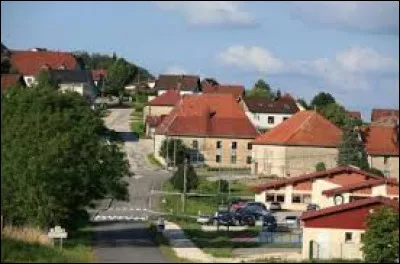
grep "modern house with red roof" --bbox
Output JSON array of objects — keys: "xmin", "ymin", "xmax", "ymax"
[
  {"xmin": 241, "ymin": 93, "xmax": 300, "ymax": 131},
  {"xmin": 251, "ymin": 110, "xmax": 342, "ymax": 177},
  {"xmin": 361, "ymin": 124, "xmax": 399, "ymax": 179},
  {"xmin": 300, "ymin": 196, "xmax": 399, "ymax": 260},
  {"xmin": 10, "ymin": 49, "xmax": 79, "ymax": 87},
  {"xmin": 251, "ymin": 165, "xmax": 395, "ymax": 211},
  {"xmin": 153, "ymin": 94, "xmax": 259, "ymax": 167}
]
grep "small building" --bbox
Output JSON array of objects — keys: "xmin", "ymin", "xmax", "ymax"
[
  {"xmin": 252, "ymin": 165, "xmax": 385, "ymax": 211},
  {"xmin": 145, "ymin": 115, "xmax": 167, "ymax": 138},
  {"xmin": 10, "ymin": 49, "xmax": 79, "ymax": 87},
  {"xmin": 91, "ymin": 69, "xmax": 107, "ymax": 87},
  {"xmin": 154, "ymin": 74, "xmax": 201, "ymax": 96},
  {"xmin": 300, "ymin": 196, "xmax": 399, "ymax": 260},
  {"xmin": 251, "ymin": 110, "xmax": 342, "ymax": 177},
  {"xmin": 361, "ymin": 125, "xmax": 399, "ymax": 180},
  {"xmin": 1, "ymin": 74, "xmax": 25, "ymax": 91},
  {"xmin": 154, "ymin": 94, "xmax": 258, "ymax": 168},
  {"xmin": 242, "ymin": 94, "xmax": 300, "ymax": 131},
  {"xmin": 143, "ymin": 89, "xmax": 181, "ymax": 122}
]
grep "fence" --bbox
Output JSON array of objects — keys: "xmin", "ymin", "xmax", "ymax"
[{"xmin": 259, "ymin": 231, "xmax": 302, "ymax": 245}]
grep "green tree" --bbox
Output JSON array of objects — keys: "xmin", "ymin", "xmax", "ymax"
[
  {"xmin": 310, "ymin": 92, "xmax": 336, "ymax": 110},
  {"xmin": 159, "ymin": 139, "xmax": 189, "ymax": 166},
  {"xmin": 170, "ymin": 165, "xmax": 199, "ymax": 192},
  {"xmin": 337, "ymin": 125, "xmax": 369, "ymax": 170},
  {"xmin": 315, "ymin": 162, "xmax": 326, "ymax": 171},
  {"xmin": 247, "ymin": 79, "xmax": 273, "ymax": 98},
  {"xmin": 361, "ymin": 206, "xmax": 399, "ymax": 263},
  {"xmin": 319, "ymin": 103, "xmax": 349, "ymax": 128},
  {"xmin": 1, "ymin": 86, "xmax": 131, "ymax": 230},
  {"xmin": 104, "ymin": 58, "xmax": 136, "ymax": 103},
  {"xmin": 35, "ymin": 70, "xmax": 59, "ymax": 89}
]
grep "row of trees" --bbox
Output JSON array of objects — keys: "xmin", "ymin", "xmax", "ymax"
[{"xmin": 1, "ymin": 81, "xmax": 131, "ymax": 230}]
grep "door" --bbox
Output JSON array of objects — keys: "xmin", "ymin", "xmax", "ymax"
[{"xmin": 317, "ymin": 231, "xmax": 330, "ymax": 259}]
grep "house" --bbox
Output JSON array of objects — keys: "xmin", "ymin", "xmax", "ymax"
[
  {"xmin": 48, "ymin": 70, "xmax": 96, "ymax": 102},
  {"xmin": 251, "ymin": 110, "xmax": 342, "ymax": 177},
  {"xmin": 10, "ymin": 49, "xmax": 79, "ymax": 87},
  {"xmin": 202, "ymin": 81, "xmax": 245, "ymax": 101},
  {"xmin": 242, "ymin": 94, "xmax": 300, "ymax": 131},
  {"xmin": 154, "ymin": 74, "xmax": 201, "ymax": 95},
  {"xmin": 145, "ymin": 115, "xmax": 167, "ymax": 138},
  {"xmin": 361, "ymin": 124, "xmax": 399, "ymax": 179},
  {"xmin": 371, "ymin": 108, "xmax": 399, "ymax": 123},
  {"xmin": 91, "ymin": 69, "xmax": 107, "ymax": 86},
  {"xmin": 154, "ymin": 94, "xmax": 259, "ymax": 168},
  {"xmin": 300, "ymin": 196, "xmax": 399, "ymax": 260},
  {"xmin": 346, "ymin": 111, "xmax": 362, "ymax": 120},
  {"xmin": 143, "ymin": 89, "xmax": 181, "ymax": 120},
  {"xmin": 1, "ymin": 74, "xmax": 25, "ymax": 91},
  {"xmin": 252, "ymin": 165, "xmax": 389, "ymax": 211}
]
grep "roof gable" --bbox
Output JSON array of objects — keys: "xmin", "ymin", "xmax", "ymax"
[
  {"xmin": 371, "ymin": 108, "xmax": 399, "ymax": 123},
  {"xmin": 253, "ymin": 110, "xmax": 342, "ymax": 147},
  {"xmin": 362, "ymin": 125, "xmax": 399, "ymax": 156},
  {"xmin": 148, "ymin": 89, "xmax": 181, "ymax": 106},
  {"xmin": 322, "ymin": 178, "xmax": 399, "ymax": 197},
  {"xmin": 155, "ymin": 74, "xmax": 200, "ymax": 91},
  {"xmin": 244, "ymin": 97, "xmax": 299, "ymax": 114}
]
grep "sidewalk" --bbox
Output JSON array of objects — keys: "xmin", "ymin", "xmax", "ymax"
[{"xmin": 161, "ymin": 221, "xmax": 303, "ymax": 263}]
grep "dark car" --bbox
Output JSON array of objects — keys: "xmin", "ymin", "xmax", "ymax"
[
  {"xmin": 245, "ymin": 202, "xmax": 267, "ymax": 210},
  {"xmin": 239, "ymin": 203, "xmax": 269, "ymax": 221},
  {"xmin": 233, "ymin": 209, "xmax": 256, "ymax": 226},
  {"xmin": 213, "ymin": 210, "xmax": 235, "ymax": 226},
  {"xmin": 262, "ymin": 215, "xmax": 277, "ymax": 232}
]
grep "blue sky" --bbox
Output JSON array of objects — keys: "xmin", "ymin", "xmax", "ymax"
[{"xmin": 2, "ymin": 1, "xmax": 399, "ymax": 120}]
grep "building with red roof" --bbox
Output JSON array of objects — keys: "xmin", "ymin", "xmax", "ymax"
[
  {"xmin": 251, "ymin": 110, "xmax": 342, "ymax": 177},
  {"xmin": 371, "ymin": 108, "xmax": 399, "ymax": 123},
  {"xmin": 153, "ymin": 94, "xmax": 258, "ymax": 167},
  {"xmin": 91, "ymin": 69, "xmax": 107, "ymax": 86},
  {"xmin": 202, "ymin": 83, "xmax": 245, "ymax": 100},
  {"xmin": 10, "ymin": 49, "xmax": 78, "ymax": 87},
  {"xmin": 1, "ymin": 74, "xmax": 25, "ymax": 91},
  {"xmin": 300, "ymin": 196, "xmax": 398, "ymax": 260},
  {"xmin": 346, "ymin": 111, "xmax": 362, "ymax": 120}
]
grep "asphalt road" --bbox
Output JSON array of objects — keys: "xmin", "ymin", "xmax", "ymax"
[{"xmin": 92, "ymin": 108, "xmax": 171, "ymax": 263}]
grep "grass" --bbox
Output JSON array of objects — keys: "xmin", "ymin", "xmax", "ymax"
[
  {"xmin": 252, "ymin": 258, "xmax": 364, "ymax": 263},
  {"xmin": 147, "ymin": 154, "xmax": 164, "ymax": 168},
  {"xmin": 148, "ymin": 223, "xmax": 192, "ymax": 263}
]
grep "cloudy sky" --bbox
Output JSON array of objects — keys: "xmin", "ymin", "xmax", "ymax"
[{"xmin": 2, "ymin": 1, "xmax": 399, "ymax": 120}]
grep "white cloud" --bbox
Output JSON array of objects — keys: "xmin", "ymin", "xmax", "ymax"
[
  {"xmin": 217, "ymin": 45, "xmax": 399, "ymax": 91},
  {"xmin": 165, "ymin": 65, "xmax": 187, "ymax": 75},
  {"xmin": 217, "ymin": 45, "xmax": 284, "ymax": 74},
  {"xmin": 290, "ymin": 1, "xmax": 399, "ymax": 35},
  {"xmin": 153, "ymin": 1, "xmax": 254, "ymax": 26}
]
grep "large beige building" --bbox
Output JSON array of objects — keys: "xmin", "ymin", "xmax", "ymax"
[
  {"xmin": 153, "ymin": 94, "xmax": 259, "ymax": 168},
  {"xmin": 251, "ymin": 111, "xmax": 342, "ymax": 177},
  {"xmin": 300, "ymin": 196, "xmax": 399, "ymax": 261}
]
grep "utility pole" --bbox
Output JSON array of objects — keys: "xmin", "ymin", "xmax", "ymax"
[
  {"xmin": 173, "ymin": 140, "xmax": 177, "ymax": 170},
  {"xmin": 182, "ymin": 157, "xmax": 187, "ymax": 213}
]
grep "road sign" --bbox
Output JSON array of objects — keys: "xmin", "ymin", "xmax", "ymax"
[{"xmin": 48, "ymin": 226, "xmax": 68, "ymax": 249}]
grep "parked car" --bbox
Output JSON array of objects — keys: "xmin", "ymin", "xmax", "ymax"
[
  {"xmin": 268, "ymin": 202, "xmax": 282, "ymax": 211},
  {"xmin": 306, "ymin": 203, "xmax": 320, "ymax": 211},
  {"xmin": 233, "ymin": 209, "xmax": 256, "ymax": 226},
  {"xmin": 245, "ymin": 202, "xmax": 267, "ymax": 210},
  {"xmin": 213, "ymin": 210, "xmax": 235, "ymax": 226},
  {"xmin": 230, "ymin": 199, "xmax": 248, "ymax": 211},
  {"xmin": 234, "ymin": 207, "xmax": 266, "ymax": 223},
  {"xmin": 196, "ymin": 215, "xmax": 213, "ymax": 225},
  {"xmin": 240, "ymin": 203, "xmax": 269, "ymax": 220},
  {"xmin": 284, "ymin": 216, "xmax": 299, "ymax": 228},
  {"xmin": 262, "ymin": 215, "xmax": 277, "ymax": 232}
]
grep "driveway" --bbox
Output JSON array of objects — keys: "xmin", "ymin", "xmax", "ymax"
[{"xmin": 92, "ymin": 108, "xmax": 172, "ymax": 263}]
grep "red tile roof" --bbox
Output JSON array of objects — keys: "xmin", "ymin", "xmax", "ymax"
[
  {"xmin": 362, "ymin": 125, "xmax": 399, "ymax": 156},
  {"xmin": 203, "ymin": 84, "xmax": 245, "ymax": 99},
  {"xmin": 346, "ymin": 111, "xmax": 362, "ymax": 120},
  {"xmin": 243, "ymin": 96, "xmax": 299, "ymax": 114},
  {"xmin": 300, "ymin": 196, "xmax": 399, "ymax": 221},
  {"xmin": 145, "ymin": 115, "xmax": 166, "ymax": 127},
  {"xmin": 251, "ymin": 165, "xmax": 382, "ymax": 193},
  {"xmin": 148, "ymin": 89, "xmax": 181, "ymax": 106},
  {"xmin": 371, "ymin": 108, "xmax": 399, "ymax": 123},
  {"xmin": 322, "ymin": 178, "xmax": 399, "ymax": 197},
  {"xmin": 91, "ymin": 69, "xmax": 107, "ymax": 81},
  {"xmin": 155, "ymin": 94, "xmax": 258, "ymax": 138},
  {"xmin": 1, "ymin": 74, "xmax": 22, "ymax": 90},
  {"xmin": 253, "ymin": 110, "xmax": 342, "ymax": 147},
  {"xmin": 10, "ymin": 50, "xmax": 78, "ymax": 76},
  {"xmin": 155, "ymin": 74, "xmax": 200, "ymax": 91}
]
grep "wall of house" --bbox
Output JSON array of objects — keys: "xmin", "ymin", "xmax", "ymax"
[
  {"xmin": 302, "ymin": 228, "xmax": 365, "ymax": 260},
  {"xmin": 251, "ymin": 145, "xmax": 338, "ymax": 177},
  {"xmin": 158, "ymin": 90, "xmax": 195, "ymax": 96},
  {"xmin": 143, "ymin": 105, "xmax": 173, "ymax": 122},
  {"xmin": 59, "ymin": 83, "xmax": 84, "ymax": 95},
  {"xmin": 245, "ymin": 111, "xmax": 293, "ymax": 130},
  {"xmin": 368, "ymin": 155, "xmax": 399, "ymax": 180},
  {"xmin": 312, "ymin": 179, "xmax": 342, "ymax": 208}
]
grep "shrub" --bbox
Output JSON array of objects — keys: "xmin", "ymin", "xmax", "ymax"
[
  {"xmin": 315, "ymin": 162, "xmax": 326, "ymax": 171},
  {"xmin": 170, "ymin": 165, "xmax": 199, "ymax": 192}
]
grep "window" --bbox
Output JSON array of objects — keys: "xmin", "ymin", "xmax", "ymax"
[
  {"xmin": 231, "ymin": 155, "xmax": 237, "ymax": 164},
  {"xmin": 268, "ymin": 116, "xmax": 275, "ymax": 124},
  {"xmin": 266, "ymin": 194, "xmax": 275, "ymax": 202},
  {"xmin": 246, "ymin": 156, "xmax": 252, "ymax": 164},
  {"xmin": 345, "ymin": 232, "xmax": 353, "ymax": 243},
  {"xmin": 216, "ymin": 155, "xmax": 221, "ymax": 163},
  {"xmin": 247, "ymin": 143, "xmax": 252, "ymax": 150},
  {"xmin": 232, "ymin": 142, "xmax": 237, "ymax": 149},
  {"xmin": 292, "ymin": 195, "xmax": 301, "ymax": 203},
  {"xmin": 192, "ymin": 140, "xmax": 198, "ymax": 149},
  {"xmin": 216, "ymin": 141, "xmax": 222, "ymax": 149},
  {"xmin": 360, "ymin": 233, "xmax": 364, "ymax": 242},
  {"xmin": 26, "ymin": 77, "xmax": 33, "ymax": 84},
  {"xmin": 276, "ymin": 195, "xmax": 285, "ymax": 202}
]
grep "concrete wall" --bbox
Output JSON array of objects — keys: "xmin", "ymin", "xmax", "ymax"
[
  {"xmin": 143, "ymin": 105, "xmax": 173, "ymax": 122},
  {"xmin": 251, "ymin": 145, "xmax": 338, "ymax": 177},
  {"xmin": 245, "ymin": 111, "xmax": 293, "ymax": 130},
  {"xmin": 368, "ymin": 155, "xmax": 399, "ymax": 180},
  {"xmin": 302, "ymin": 227, "xmax": 364, "ymax": 260}
]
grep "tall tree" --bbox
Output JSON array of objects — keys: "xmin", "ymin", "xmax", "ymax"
[
  {"xmin": 319, "ymin": 103, "xmax": 349, "ymax": 128},
  {"xmin": 362, "ymin": 206, "xmax": 399, "ymax": 263},
  {"xmin": 246, "ymin": 79, "xmax": 273, "ymax": 98},
  {"xmin": 337, "ymin": 124, "xmax": 369, "ymax": 170},
  {"xmin": 159, "ymin": 138, "xmax": 188, "ymax": 166},
  {"xmin": 170, "ymin": 164, "xmax": 199, "ymax": 193},
  {"xmin": 1, "ymin": 86, "xmax": 131, "ymax": 230},
  {"xmin": 104, "ymin": 58, "xmax": 136, "ymax": 102},
  {"xmin": 35, "ymin": 70, "xmax": 59, "ymax": 89},
  {"xmin": 310, "ymin": 92, "xmax": 336, "ymax": 110}
]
